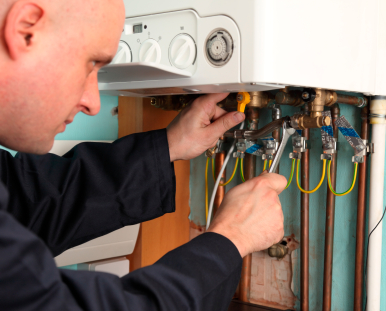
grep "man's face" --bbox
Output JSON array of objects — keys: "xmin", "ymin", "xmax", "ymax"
[{"xmin": 0, "ymin": 0, "xmax": 125, "ymax": 154}]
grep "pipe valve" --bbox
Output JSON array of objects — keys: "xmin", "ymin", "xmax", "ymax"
[{"xmin": 290, "ymin": 114, "xmax": 331, "ymax": 130}]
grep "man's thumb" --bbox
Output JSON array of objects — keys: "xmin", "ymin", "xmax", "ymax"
[{"xmin": 209, "ymin": 112, "xmax": 245, "ymax": 136}]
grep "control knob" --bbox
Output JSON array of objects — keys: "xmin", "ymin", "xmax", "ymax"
[
  {"xmin": 169, "ymin": 34, "xmax": 196, "ymax": 69},
  {"xmin": 139, "ymin": 39, "xmax": 162, "ymax": 64},
  {"xmin": 110, "ymin": 41, "xmax": 132, "ymax": 64}
]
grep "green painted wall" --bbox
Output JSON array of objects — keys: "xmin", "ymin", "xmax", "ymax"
[{"xmin": 190, "ymin": 103, "xmax": 386, "ymax": 310}]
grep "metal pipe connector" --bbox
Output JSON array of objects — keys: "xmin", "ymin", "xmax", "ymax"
[
  {"xmin": 246, "ymin": 107, "xmax": 259, "ymax": 130},
  {"xmin": 150, "ymin": 95, "xmax": 197, "ymax": 111},
  {"xmin": 308, "ymin": 89, "xmax": 337, "ymax": 118},
  {"xmin": 336, "ymin": 94, "xmax": 368, "ymax": 108},
  {"xmin": 268, "ymin": 243, "xmax": 289, "ymax": 259},
  {"xmin": 275, "ymin": 90, "xmax": 304, "ymax": 107},
  {"xmin": 249, "ymin": 91, "xmax": 274, "ymax": 108},
  {"xmin": 291, "ymin": 115, "xmax": 331, "ymax": 130}
]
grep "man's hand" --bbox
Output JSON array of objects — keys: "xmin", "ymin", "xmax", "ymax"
[
  {"xmin": 166, "ymin": 93, "xmax": 245, "ymax": 162},
  {"xmin": 207, "ymin": 172, "xmax": 287, "ymax": 258}
]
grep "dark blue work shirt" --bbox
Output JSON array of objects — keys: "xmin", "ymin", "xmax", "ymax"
[{"xmin": 0, "ymin": 129, "xmax": 242, "ymax": 310}]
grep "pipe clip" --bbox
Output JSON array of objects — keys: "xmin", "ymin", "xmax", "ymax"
[
  {"xmin": 261, "ymin": 137, "xmax": 279, "ymax": 161},
  {"xmin": 233, "ymin": 139, "xmax": 247, "ymax": 159},
  {"xmin": 363, "ymin": 140, "xmax": 375, "ymax": 154},
  {"xmin": 369, "ymin": 113, "xmax": 386, "ymax": 119},
  {"xmin": 289, "ymin": 152, "xmax": 302, "ymax": 160},
  {"xmin": 292, "ymin": 134, "xmax": 309, "ymax": 154}
]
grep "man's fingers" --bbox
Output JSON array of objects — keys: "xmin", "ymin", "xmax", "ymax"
[
  {"xmin": 212, "ymin": 105, "xmax": 228, "ymax": 121},
  {"xmin": 193, "ymin": 93, "xmax": 229, "ymax": 119},
  {"xmin": 208, "ymin": 111, "xmax": 245, "ymax": 137},
  {"xmin": 260, "ymin": 173, "xmax": 288, "ymax": 194}
]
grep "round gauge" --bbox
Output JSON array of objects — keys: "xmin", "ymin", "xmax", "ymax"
[
  {"xmin": 169, "ymin": 34, "xmax": 197, "ymax": 70},
  {"xmin": 110, "ymin": 41, "xmax": 132, "ymax": 65},
  {"xmin": 139, "ymin": 39, "xmax": 162, "ymax": 64},
  {"xmin": 205, "ymin": 29, "xmax": 234, "ymax": 67}
]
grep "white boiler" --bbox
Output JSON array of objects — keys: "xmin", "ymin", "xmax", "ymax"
[{"xmin": 98, "ymin": 0, "xmax": 386, "ymax": 97}]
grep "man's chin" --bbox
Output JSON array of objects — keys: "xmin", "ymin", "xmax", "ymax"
[{"xmin": 1, "ymin": 138, "xmax": 55, "ymax": 155}]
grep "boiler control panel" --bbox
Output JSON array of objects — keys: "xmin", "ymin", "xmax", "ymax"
[{"xmin": 111, "ymin": 10, "xmax": 198, "ymax": 75}]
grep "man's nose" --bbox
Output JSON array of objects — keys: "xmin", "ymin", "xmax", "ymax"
[{"xmin": 79, "ymin": 73, "xmax": 101, "ymax": 116}]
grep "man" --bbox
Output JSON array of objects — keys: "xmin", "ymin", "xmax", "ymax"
[{"xmin": 0, "ymin": 0, "xmax": 286, "ymax": 310}]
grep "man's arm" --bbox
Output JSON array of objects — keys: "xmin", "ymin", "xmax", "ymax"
[
  {"xmin": 0, "ymin": 209, "xmax": 241, "ymax": 311},
  {"xmin": 1, "ymin": 129, "xmax": 175, "ymax": 257}
]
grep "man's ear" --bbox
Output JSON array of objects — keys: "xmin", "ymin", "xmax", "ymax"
[{"xmin": 4, "ymin": 1, "xmax": 44, "ymax": 60}]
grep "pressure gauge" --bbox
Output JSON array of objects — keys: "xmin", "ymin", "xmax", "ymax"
[
  {"xmin": 205, "ymin": 29, "xmax": 233, "ymax": 67},
  {"xmin": 169, "ymin": 34, "xmax": 196, "ymax": 69},
  {"xmin": 139, "ymin": 39, "xmax": 162, "ymax": 63},
  {"xmin": 110, "ymin": 41, "xmax": 132, "ymax": 65}
]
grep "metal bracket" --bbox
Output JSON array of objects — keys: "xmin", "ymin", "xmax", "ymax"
[
  {"xmin": 262, "ymin": 154, "xmax": 274, "ymax": 161},
  {"xmin": 262, "ymin": 138, "xmax": 279, "ymax": 155},
  {"xmin": 290, "ymin": 152, "xmax": 302, "ymax": 160},
  {"xmin": 233, "ymin": 139, "xmax": 247, "ymax": 158},
  {"xmin": 321, "ymin": 154, "xmax": 332, "ymax": 161},
  {"xmin": 363, "ymin": 140, "xmax": 375, "ymax": 154},
  {"xmin": 322, "ymin": 138, "xmax": 337, "ymax": 155},
  {"xmin": 292, "ymin": 136, "xmax": 309, "ymax": 153}
]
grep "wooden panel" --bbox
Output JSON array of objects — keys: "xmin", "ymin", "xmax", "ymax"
[
  {"xmin": 118, "ymin": 96, "xmax": 144, "ymax": 272},
  {"xmin": 119, "ymin": 97, "xmax": 190, "ymax": 270},
  {"xmin": 118, "ymin": 97, "xmax": 143, "ymax": 136},
  {"xmin": 141, "ymin": 99, "xmax": 190, "ymax": 267}
]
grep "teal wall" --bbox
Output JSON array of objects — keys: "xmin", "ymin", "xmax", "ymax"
[
  {"xmin": 3, "ymin": 94, "xmax": 118, "ymax": 156},
  {"xmin": 190, "ymin": 103, "xmax": 386, "ymax": 310},
  {"xmin": 55, "ymin": 95, "xmax": 118, "ymax": 141}
]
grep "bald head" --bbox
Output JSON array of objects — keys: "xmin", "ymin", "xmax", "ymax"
[{"xmin": 0, "ymin": 0, "xmax": 125, "ymax": 154}]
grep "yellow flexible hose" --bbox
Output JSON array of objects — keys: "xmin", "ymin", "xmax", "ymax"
[
  {"xmin": 263, "ymin": 160, "xmax": 267, "ymax": 172},
  {"xmin": 327, "ymin": 160, "xmax": 358, "ymax": 196},
  {"xmin": 296, "ymin": 159, "xmax": 326, "ymax": 194},
  {"xmin": 240, "ymin": 158, "xmax": 245, "ymax": 182},
  {"xmin": 211, "ymin": 157, "xmax": 239, "ymax": 186}
]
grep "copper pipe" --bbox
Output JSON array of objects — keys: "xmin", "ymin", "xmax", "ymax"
[
  {"xmin": 239, "ymin": 153, "xmax": 256, "ymax": 302},
  {"xmin": 213, "ymin": 151, "xmax": 226, "ymax": 216},
  {"xmin": 322, "ymin": 104, "xmax": 340, "ymax": 311},
  {"xmin": 301, "ymin": 128, "xmax": 310, "ymax": 311},
  {"xmin": 354, "ymin": 106, "xmax": 369, "ymax": 311},
  {"xmin": 275, "ymin": 90, "xmax": 304, "ymax": 107},
  {"xmin": 246, "ymin": 107, "xmax": 259, "ymax": 130},
  {"xmin": 336, "ymin": 94, "xmax": 368, "ymax": 108},
  {"xmin": 239, "ymin": 108, "xmax": 258, "ymax": 303}
]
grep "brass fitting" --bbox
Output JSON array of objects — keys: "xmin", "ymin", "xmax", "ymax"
[
  {"xmin": 275, "ymin": 89, "xmax": 304, "ymax": 107},
  {"xmin": 268, "ymin": 243, "xmax": 289, "ymax": 259},
  {"xmin": 205, "ymin": 146, "xmax": 217, "ymax": 158},
  {"xmin": 246, "ymin": 107, "xmax": 259, "ymax": 130},
  {"xmin": 291, "ymin": 114, "xmax": 331, "ymax": 130},
  {"xmin": 249, "ymin": 91, "xmax": 274, "ymax": 108},
  {"xmin": 150, "ymin": 95, "xmax": 197, "ymax": 111},
  {"xmin": 308, "ymin": 89, "xmax": 337, "ymax": 117}
]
